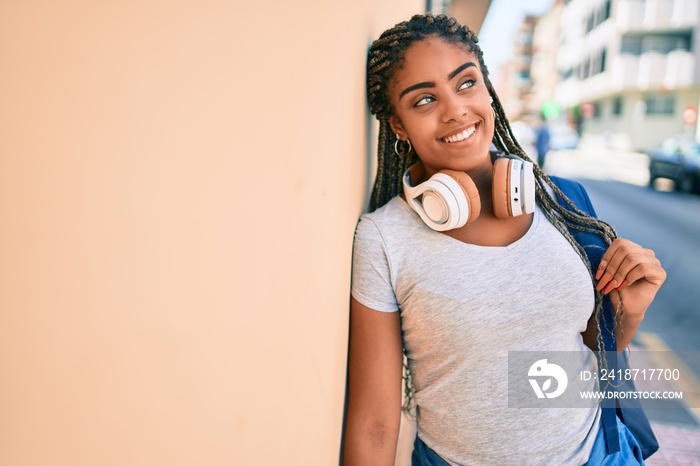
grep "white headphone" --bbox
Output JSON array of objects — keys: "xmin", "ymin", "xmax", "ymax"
[{"xmin": 402, "ymin": 152, "xmax": 536, "ymax": 231}]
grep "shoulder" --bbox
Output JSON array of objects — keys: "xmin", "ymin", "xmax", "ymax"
[
  {"xmin": 547, "ymin": 176, "xmax": 597, "ymax": 218},
  {"xmin": 353, "ymin": 196, "xmax": 425, "ymax": 270},
  {"xmin": 359, "ymin": 196, "xmax": 407, "ymax": 223},
  {"xmin": 355, "ymin": 197, "xmax": 411, "ymax": 239}
]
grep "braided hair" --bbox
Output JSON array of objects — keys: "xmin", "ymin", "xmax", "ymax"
[{"xmin": 366, "ymin": 13, "xmax": 621, "ymax": 415}]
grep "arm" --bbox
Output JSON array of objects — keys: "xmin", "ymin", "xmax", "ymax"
[
  {"xmin": 342, "ymin": 297, "xmax": 404, "ymax": 466},
  {"xmin": 592, "ymin": 238, "xmax": 667, "ymax": 351}
]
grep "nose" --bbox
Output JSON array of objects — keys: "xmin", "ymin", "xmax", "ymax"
[{"xmin": 441, "ymin": 94, "xmax": 468, "ymax": 123}]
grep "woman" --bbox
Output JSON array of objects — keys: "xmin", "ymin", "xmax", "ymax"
[{"xmin": 343, "ymin": 14, "xmax": 666, "ymax": 466}]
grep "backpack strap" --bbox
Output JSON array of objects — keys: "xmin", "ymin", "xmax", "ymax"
[{"xmin": 548, "ymin": 176, "xmax": 621, "ymax": 455}]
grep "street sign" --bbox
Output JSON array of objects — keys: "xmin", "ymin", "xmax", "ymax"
[{"xmin": 683, "ymin": 104, "xmax": 697, "ymax": 126}]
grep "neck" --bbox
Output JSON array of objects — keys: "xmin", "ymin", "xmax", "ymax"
[{"xmin": 466, "ymin": 162, "xmax": 494, "ymax": 195}]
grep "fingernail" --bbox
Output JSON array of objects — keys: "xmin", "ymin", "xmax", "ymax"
[
  {"xmin": 595, "ymin": 261, "xmax": 606, "ymax": 280},
  {"xmin": 603, "ymin": 280, "xmax": 617, "ymax": 294},
  {"xmin": 616, "ymin": 280, "xmax": 626, "ymax": 291}
]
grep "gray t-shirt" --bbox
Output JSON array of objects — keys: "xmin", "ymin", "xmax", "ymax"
[{"xmin": 351, "ymin": 196, "xmax": 601, "ymax": 466}]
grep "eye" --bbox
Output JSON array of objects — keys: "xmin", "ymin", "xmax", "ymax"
[
  {"xmin": 413, "ymin": 95, "xmax": 436, "ymax": 107},
  {"xmin": 458, "ymin": 79, "xmax": 476, "ymax": 91}
]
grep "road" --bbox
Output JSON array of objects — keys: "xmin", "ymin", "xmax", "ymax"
[{"xmin": 545, "ymin": 147, "xmax": 700, "ymax": 376}]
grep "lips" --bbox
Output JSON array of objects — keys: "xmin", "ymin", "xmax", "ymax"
[{"xmin": 440, "ymin": 124, "xmax": 477, "ymax": 143}]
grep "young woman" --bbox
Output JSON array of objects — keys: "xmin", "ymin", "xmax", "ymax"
[{"xmin": 343, "ymin": 14, "xmax": 666, "ymax": 466}]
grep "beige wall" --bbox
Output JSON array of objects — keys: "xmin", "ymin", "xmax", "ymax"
[
  {"xmin": 0, "ymin": 1, "xmax": 422, "ymax": 465},
  {"xmin": 450, "ymin": 0, "xmax": 492, "ymax": 35}
]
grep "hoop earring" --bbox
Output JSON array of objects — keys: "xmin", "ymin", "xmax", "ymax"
[{"xmin": 394, "ymin": 134, "xmax": 412, "ymax": 158}]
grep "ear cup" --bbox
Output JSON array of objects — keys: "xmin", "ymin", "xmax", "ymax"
[
  {"xmin": 492, "ymin": 157, "xmax": 536, "ymax": 218},
  {"xmin": 508, "ymin": 159, "xmax": 524, "ymax": 217},
  {"xmin": 438, "ymin": 169, "xmax": 481, "ymax": 225},
  {"xmin": 492, "ymin": 158, "xmax": 512, "ymax": 218},
  {"xmin": 521, "ymin": 161, "xmax": 536, "ymax": 214},
  {"xmin": 402, "ymin": 164, "xmax": 480, "ymax": 231}
]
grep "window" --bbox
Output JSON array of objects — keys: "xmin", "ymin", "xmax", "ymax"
[
  {"xmin": 612, "ymin": 97, "xmax": 623, "ymax": 116},
  {"xmin": 586, "ymin": 13, "xmax": 595, "ymax": 33},
  {"xmin": 584, "ymin": 0, "xmax": 612, "ymax": 34},
  {"xmin": 579, "ymin": 48, "xmax": 608, "ymax": 79},
  {"xmin": 593, "ymin": 102, "xmax": 602, "ymax": 119},
  {"xmin": 425, "ymin": 0, "xmax": 449, "ymax": 14},
  {"xmin": 603, "ymin": 0, "xmax": 611, "ymax": 21},
  {"xmin": 622, "ymin": 33, "xmax": 691, "ymax": 55},
  {"xmin": 645, "ymin": 94, "xmax": 675, "ymax": 115},
  {"xmin": 621, "ymin": 37, "xmax": 642, "ymax": 55}
]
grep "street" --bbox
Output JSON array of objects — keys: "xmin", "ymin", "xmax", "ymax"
[
  {"xmin": 545, "ymin": 147, "xmax": 700, "ymax": 367},
  {"xmin": 577, "ymin": 180, "xmax": 700, "ymax": 357},
  {"xmin": 545, "ymin": 148, "xmax": 700, "ymax": 463}
]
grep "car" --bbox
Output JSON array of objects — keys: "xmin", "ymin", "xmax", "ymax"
[{"xmin": 647, "ymin": 135, "xmax": 700, "ymax": 194}]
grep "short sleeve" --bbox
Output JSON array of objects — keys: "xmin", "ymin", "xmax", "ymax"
[{"xmin": 351, "ymin": 216, "xmax": 400, "ymax": 312}]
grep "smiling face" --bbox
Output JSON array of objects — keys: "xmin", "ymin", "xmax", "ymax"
[{"xmin": 388, "ymin": 37, "xmax": 495, "ymax": 180}]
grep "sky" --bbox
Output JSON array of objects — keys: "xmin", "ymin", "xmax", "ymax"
[{"xmin": 477, "ymin": 0, "xmax": 555, "ymax": 84}]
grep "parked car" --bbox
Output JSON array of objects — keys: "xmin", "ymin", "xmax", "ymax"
[{"xmin": 647, "ymin": 135, "xmax": 700, "ymax": 194}]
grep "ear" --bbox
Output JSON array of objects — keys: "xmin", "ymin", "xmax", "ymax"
[{"xmin": 389, "ymin": 115, "xmax": 405, "ymax": 139}]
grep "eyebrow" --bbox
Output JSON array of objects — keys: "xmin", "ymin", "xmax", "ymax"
[{"xmin": 399, "ymin": 61, "xmax": 477, "ymax": 99}]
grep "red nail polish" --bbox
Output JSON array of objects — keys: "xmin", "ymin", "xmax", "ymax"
[{"xmin": 603, "ymin": 281, "xmax": 617, "ymax": 294}]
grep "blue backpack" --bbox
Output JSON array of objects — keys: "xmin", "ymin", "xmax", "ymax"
[{"xmin": 550, "ymin": 176, "xmax": 659, "ymax": 460}]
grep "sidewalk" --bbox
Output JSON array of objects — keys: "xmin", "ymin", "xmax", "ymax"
[
  {"xmin": 646, "ymin": 423, "xmax": 700, "ymax": 465},
  {"xmin": 543, "ymin": 144, "xmax": 651, "ymax": 187},
  {"xmin": 631, "ymin": 333, "xmax": 700, "ymax": 465}
]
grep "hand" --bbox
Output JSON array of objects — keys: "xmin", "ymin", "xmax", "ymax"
[{"xmin": 595, "ymin": 238, "xmax": 666, "ymax": 319}]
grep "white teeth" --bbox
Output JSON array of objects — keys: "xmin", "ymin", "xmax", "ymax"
[{"xmin": 442, "ymin": 125, "xmax": 476, "ymax": 143}]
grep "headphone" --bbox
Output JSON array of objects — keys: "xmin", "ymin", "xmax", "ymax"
[{"xmin": 402, "ymin": 151, "xmax": 536, "ymax": 231}]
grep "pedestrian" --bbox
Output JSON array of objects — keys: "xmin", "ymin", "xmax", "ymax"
[
  {"xmin": 536, "ymin": 113, "xmax": 550, "ymax": 168},
  {"xmin": 342, "ymin": 14, "xmax": 666, "ymax": 466}
]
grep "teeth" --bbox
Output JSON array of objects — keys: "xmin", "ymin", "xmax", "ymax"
[{"xmin": 443, "ymin": 125, "xmax": 476, "ymax": 143}]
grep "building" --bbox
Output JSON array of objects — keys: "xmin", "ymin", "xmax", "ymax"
[
  {"xmin": 556, "ymin": 0, "xmax": 700, "ymax": 150},
  {"xmin": 498, "ymin": 15, "xmax": 539, "ymax": 121},
  {"xmin": 530, "ymin": 0, "xmax": 565, "ymax": 119}
]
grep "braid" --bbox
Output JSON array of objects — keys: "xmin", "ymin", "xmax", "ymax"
[{"xmin": 366, "ymin": 13, "xmax": 621, "ymax": 416}]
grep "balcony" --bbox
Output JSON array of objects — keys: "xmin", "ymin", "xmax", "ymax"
[
  {"xmin": 617, "ymin": 0, "xmax": 645, "ymax": 31},
  {"xmin": 663, "ymin": 50, "xmax": 695, "ymax": 87},
  {"xmin": 611, "ymin": 51, "xmax": 695, "ymax": 90},
  {"xmin": 638, "ymin": 52, "xmax": 667, "ymax": 88},
  {"xmin": 617, "ymin": 0, "xmax": 698, "ymax": 31},
  {"xmin": 611, "ymin": 54, "xmax": 640, "ymax": 89}
]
